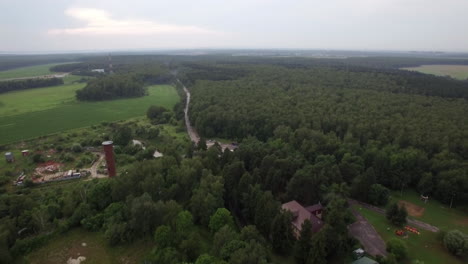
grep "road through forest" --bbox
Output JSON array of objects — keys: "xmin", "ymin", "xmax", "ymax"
[{"xmin": 179, "ymin": 80, "xmax": 237, "ymax": 151}]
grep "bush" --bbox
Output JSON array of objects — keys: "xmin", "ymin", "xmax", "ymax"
[
  {"xmin": 71, "ymin": 143, "xmax": 82, "ymax": 153},
  {"xmin": 386, "ymin": 238, "xmax": 408, "ymax": 260},
  {"xmin": 368, "ymin": 184, "xmax": 390, "ymax": 206},
  {"xmin": 443, "ymin": 230, "xmax": 468, "ymax": 256},
  {"xmin": 32, "ymin": 153, "xmax": 44, "ymax": 163}
]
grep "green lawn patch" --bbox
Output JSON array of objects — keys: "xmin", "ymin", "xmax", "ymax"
[
  {"xmin": 402, "ymin": 65, "xmax": 468, "ymax": 80},
  {"xmin": 0, "ymin": 85, "xmax": 180, "ymax": 145},
  {"xmin": 390, "ymin": 190, "xmax": 468, "ymax": 234},
  {"xmin": 0, "ymin": 63, "xmax": 68, "ymax": 80},
  {"xmin": 353, "ymin": 205, "xmax": 465, "ymax": 264},
  {"xmin": 23, "ymin": 228, "xmax": 153, "ymax": 264}
]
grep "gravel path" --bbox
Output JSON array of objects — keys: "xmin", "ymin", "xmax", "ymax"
[{"xmin": 349, "ymin": 206, "xmax": 388, "ymax": 256}]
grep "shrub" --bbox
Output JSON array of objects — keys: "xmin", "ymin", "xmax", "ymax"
[
  {"xmin": 443, "ymin": 230, "xmax": 468, "ymax": 256},
  {"xmin": 386, "ymin": 239, "xmax": 408, "ymax": 260}
]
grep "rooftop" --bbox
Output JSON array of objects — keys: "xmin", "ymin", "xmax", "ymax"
[
  {"xmin": 282, "ymin": 200, "xmax": 324, "ymax": 234},
  {"xmin": 351, "ymin": 257, "xmax": 378, "ymax": 264}
]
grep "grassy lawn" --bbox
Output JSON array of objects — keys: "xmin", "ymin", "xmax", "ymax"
[
  {"xmin": 402, "ymin": 65, "xmax": 468, "ymax": 80},
  {"xmin": 354, "ymin": 205, "xmax": 465, "ymax": 264},
  {"xmin": 22, "ymin": 228, "xmax": 154, "ymax": 264},
  {"xmin": 0, "ymin": 85, "xmax": 180, "ymax": 145},
  {"xmin": 390, "ymin": 190, "xmax": 468, "ymax": 234},
  {"xmin": 0, "ymin": 81, "xmax": 85, "ymax": 117},
  {"xmin": 0, "ymin": 63, "xmax": 68, "ymax": 80}
]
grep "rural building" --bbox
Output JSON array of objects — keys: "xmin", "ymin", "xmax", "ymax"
[
  {"xmin": 91, "ymin": 69, "xmax": 105, "ymax": 73},
  {"xmin": 350, "ymin": 256, "xmax": 378, "ymax": 264},
  {"xmin": 21, "ymin": 150, "xmax": 29, "ymax": 156},
  {"xmin": 282, "ymin": 200, "xmax": 324, "ymax": 237},
  {"xmin": 5, "ymin": 152, "xmax": 14, "ymax": 162}
]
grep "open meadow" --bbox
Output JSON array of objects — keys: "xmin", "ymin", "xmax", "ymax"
[
  {"xmin": 0, "ymin": 63, "xmax": 68, "ymax": 80},
  {"xmin": 22, "ymin": 228, "xmax": 154, "ymax": 264},
  {"xmin": 402, "ymin": 65, "xmax": 468, "ymax": 80},
  {"xmin": 0, "ymin": 83, "xmax": 180, "ymax": 145},
  {"xmin": 390, "ymin": 191, "xmax": 468, "ymax": 234},
  {"xmin": 354, "ymin": 205, "xmax": 465, "ymax": 264}
]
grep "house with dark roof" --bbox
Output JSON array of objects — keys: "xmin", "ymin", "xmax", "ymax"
[{"xmin": 282, "ymin": 200, "xmax": 324, "ymax": 237}]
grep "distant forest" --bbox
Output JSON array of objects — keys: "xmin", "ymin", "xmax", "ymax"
[
  {"xmin": 75, "ymin": 74, "xmax": 146, "ymax": 101},
  {"xmin": 0, "ymin": 78, "xmax": 63, "ymax": 94}
]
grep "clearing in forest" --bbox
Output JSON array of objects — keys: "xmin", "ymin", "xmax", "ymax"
[
  {"xmin": 398, "ymin": 200, "xmax": 425, "ymax": 217},
  {"xmin": 0, "ymin": 63, "xmax": 68, "ymax": 80},
  {"xmin": 402, "ymin": 64, "xmax": 468, "ymax": 80}
]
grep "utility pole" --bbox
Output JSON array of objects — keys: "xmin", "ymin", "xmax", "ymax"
[{"xmin": 449, "ymin": 192, "xmax": 456, "ymax": 208}]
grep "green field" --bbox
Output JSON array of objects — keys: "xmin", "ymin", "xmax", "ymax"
[
  {"xmin": 0, "ymin": 63, "xmax": 68, "ymax": 80},
  {"xmin": 402, "ymin": 65, "xmax": 468, "ymax": 80},
  {"xmin": 0, "ymin": 84, "xmax": 180, "ymax": 145},
  {"xmin": 23, "ymin": 228, "xmax": 153, "ymax": 264},
  {"xmin": 354, "ymin": 205, "xmax": 465, "ymax": 264}
]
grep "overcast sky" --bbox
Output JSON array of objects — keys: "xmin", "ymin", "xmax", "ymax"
[{"xmin": 1, "ymin": 0, "xmax": 468, "ymax": 52}]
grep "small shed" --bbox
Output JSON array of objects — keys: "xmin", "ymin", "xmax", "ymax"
[
  {"xmin": 5, "ymin": 152, "xmax": 14, "ymax": 162},
  {"xmin": 353, "ymin": 248, "xmax": 365, "ymax": 259},
  {"xmin": 21, "ymin": 150, "xmax": 29, "ymax": 156}
]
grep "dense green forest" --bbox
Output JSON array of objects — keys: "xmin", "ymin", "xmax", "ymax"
[
  {"xmin": 184, "ymin": 63, "xmax": 468, "ymax": 208},
  {"xmin": 0, "ymin": 78, "xmax": 63, "ymax": 94},
  {"xmin": 76, "ymin": 74, "xmax": 146, "ymax": 101}
]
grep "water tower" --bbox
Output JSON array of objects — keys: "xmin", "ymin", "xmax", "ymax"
[{"xmin": 102, "ymin": 141, "xmax": 116, "ymax": 177}]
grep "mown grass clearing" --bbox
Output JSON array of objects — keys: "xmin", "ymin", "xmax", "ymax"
[
  {"xmin": 23, "ymin": 228, "xmax": 154, "ymax": 264},
  {"xmin": 354, "ymin": 205, "xmax": 465, "ymax": 264},
  {"xmin": 0, "ymin": 63, "xmax": 68, "ymax": 80},
  {"xmin": 0, "ymin": 81, "xmax": 85, "ymax": 117},
  {"xmin": 390, "ymin": 190, "xmax": 468, "ymax": 234},
  {"xmin": 0, "ymin": 85, "xmax": 180, "ymax": 145},
  {"xmin": 402, "ymin": 65, "xmax": 468, "ymax": 80}
]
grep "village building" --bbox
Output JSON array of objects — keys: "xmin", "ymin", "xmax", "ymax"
[{"xmin": 281, "ymin": 200, "xmax": 324, "ymax": 237}]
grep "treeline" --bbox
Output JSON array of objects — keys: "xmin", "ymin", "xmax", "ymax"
[
  {"xmin": 0, "ymin": 78, "xmax": 63, "ymax": 94},
  {"xmin": 182, "ymin": 63, "xmax": 468, "ymax": 99},
  {"xmin": 0, "ymin": 54, "xmax": 79, "ymax": 71},
  {"xmin": 187, "ymin": 64, "xmax": 468, "ymax": 208},
  {"xmin": 76, "ymin": 74, "xmax": 145, "ymax": 101}
]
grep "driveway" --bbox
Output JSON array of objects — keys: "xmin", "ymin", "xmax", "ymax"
[{"xmin": 348, "ymin": 207, "xmax": 388, "ymax": 257}]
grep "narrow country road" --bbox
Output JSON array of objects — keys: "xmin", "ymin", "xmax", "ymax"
[
  {"xmin": 348, "ymin": 199, "xmax": 439, "ymax": 232},
  {"xmin": 178, "ymin": 79, "xmax": 238, "ymax": 152},
  {"xmin": 181, "ymin": 81, "xmax": 201, "ymax": 144}
]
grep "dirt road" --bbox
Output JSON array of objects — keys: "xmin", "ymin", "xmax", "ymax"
[
  {"xmin": 349, "ymin": 207, "xmax": 388, "ymax": 256},
  {"xmin": 179, "ymin": 80, "xmax": 238, "ymax": 152},
  {"xmin": 348, "ymin": 199, "xmax": 439, "ymax": 232},
  {"xmin": 89, "ymin": 153, "xmax": 106, "ymax": 178}
]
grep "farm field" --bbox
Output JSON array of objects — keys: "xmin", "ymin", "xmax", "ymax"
[
  {"xmin": 0, "ymin": 63, "xmax": 68, "ymax": 80},
  {"xmin": 0, "ymin": 84, "xmax": 180, "ymax": 145},
  {"xmin": 353, "ymin": 205, "xmax": 465, "ymax": 264},
  {"xmin": 402, "ymin": 64, "xmax": 468, "ymax": 80},
  {"xmin": 390, "ymin": 190, "xmax": 468, "ymax": 233},
  {"xmin": 22, "ymin": 228, "xmax": 154, "ymax": 264}
]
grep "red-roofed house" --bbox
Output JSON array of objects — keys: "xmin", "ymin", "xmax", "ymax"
[{"xmin": 282, "ymin": 200, "xmax": 324, "ymax": 237}]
